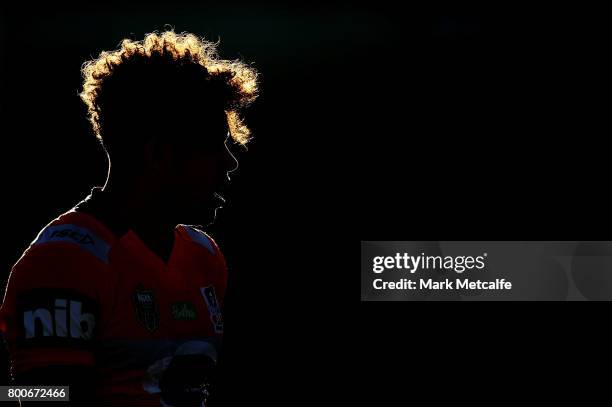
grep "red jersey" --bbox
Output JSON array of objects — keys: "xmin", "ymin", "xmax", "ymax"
[{"xmin": 0, "ymin": 190, "xmax": 227, "ymax": 406}]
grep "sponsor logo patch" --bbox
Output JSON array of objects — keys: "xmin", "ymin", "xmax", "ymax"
[
  {"xmin": 32, "ymin": 224, "xmax": 110, "ymax": 263},
  {"xmin": 200, "ymin": 286, "xmax": 223, "ymax": 334},
  {"xmin": 171, "ymin": 302, "xmax": 197, "ymax": 320},
  {"xmin": 16, "ymin": 288, "xmax": 98, "ymax": 348}
]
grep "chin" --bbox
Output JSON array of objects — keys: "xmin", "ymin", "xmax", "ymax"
[{"xmin": 179, "ymin": 203, "xmax": 219, "ymax": 228}]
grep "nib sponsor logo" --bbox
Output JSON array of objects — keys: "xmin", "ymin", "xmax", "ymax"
[
  {"xmin": 17, "ymin": 289, "xmax": 98, "ymax": 345},
  {"xmin": 24, "ymin": 299, "xmax": 96, "ymax": 340}
]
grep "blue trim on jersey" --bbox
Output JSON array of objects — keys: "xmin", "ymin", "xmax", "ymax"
[
  {"xmin": 31, "ymin": 224, "xmax": 110, "ymax": 264},
  {"xmin": 182, "ymin": 226, "xmax": 216, "ymax": 255}
]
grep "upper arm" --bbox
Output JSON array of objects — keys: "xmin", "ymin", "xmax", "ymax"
[{"xmin": 0, "ymin": 241, "xmax": 107, "ymax": 375}]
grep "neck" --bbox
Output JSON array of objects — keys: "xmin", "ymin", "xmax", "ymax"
[{"xmin": 102, "ymin": 173, "xmax": 176, "ymax": 263}]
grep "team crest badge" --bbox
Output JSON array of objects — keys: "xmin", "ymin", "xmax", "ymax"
[
  {"xmin": 132, "ymin": 285, "xmax": 160, "ymax": 333},
  {"xmin": 200, "ymin": 286, "xmax": 223, "ymax": 333}
]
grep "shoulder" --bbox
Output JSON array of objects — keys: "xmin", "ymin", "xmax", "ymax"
[
  {"xmin": 177, "ymin": 225, "xmax": 228, "ymax": 299},
  {"xmin": 177, "ymin": 224, "xmax": 222, "ymax": 257},
  {"xmin": 19, "ymin": 210, "xmax": 117, "ymax": 268},
  {"xmin": 5, "ymin": 211, "xmax": 116, "ymax": 307}
]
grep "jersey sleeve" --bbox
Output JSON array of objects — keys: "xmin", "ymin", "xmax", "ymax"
[
  {"xmin": 208, "ymin": 235, "xmax": 228, "ymax": 309},
  {"xmin": 0, "ymin": 223, "xmax": 110, "ymax": 375},
  {"xmin": 180, "ymin": 226, "xmax": 228, "ymax": 336},
  {"xmin": 195, "ymin": 230, "xmax": 228, "ymax": 338}
]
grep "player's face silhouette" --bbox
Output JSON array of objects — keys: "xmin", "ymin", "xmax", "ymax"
[
  {"xmin": 151, "ymin": 128, "xmax": 239, "ymax": 227},
  {"xmin": 177, "ymin": 132, "xmax": 238, "ymax": 224}
]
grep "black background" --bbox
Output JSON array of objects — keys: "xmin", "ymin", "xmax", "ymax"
[{"xmin": 1, "ymin": 2, "xmax": 609, "ymax": 405}]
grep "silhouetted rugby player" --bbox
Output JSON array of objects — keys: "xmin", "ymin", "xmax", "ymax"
[{"xmin": 0, "ymin": 31, "xmax": 258, "ymax": 406}]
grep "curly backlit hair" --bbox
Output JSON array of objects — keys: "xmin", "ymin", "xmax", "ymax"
[{"xmin": 80, "ymin": 30, "xmax": 258, "ymax": 146}]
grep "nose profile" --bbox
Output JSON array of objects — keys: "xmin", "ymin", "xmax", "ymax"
[{"xmin": 224, "ymin": 142, "xmax": 239, "ymax": 179}]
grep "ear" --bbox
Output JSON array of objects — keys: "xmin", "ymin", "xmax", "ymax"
[
  {"xmin": 142, "ymin": 139, "xmax": 172, "ymax": 172},
  {"xmin": 142, "ymin": 139, "xmax": 158, "ymax": 172}
]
